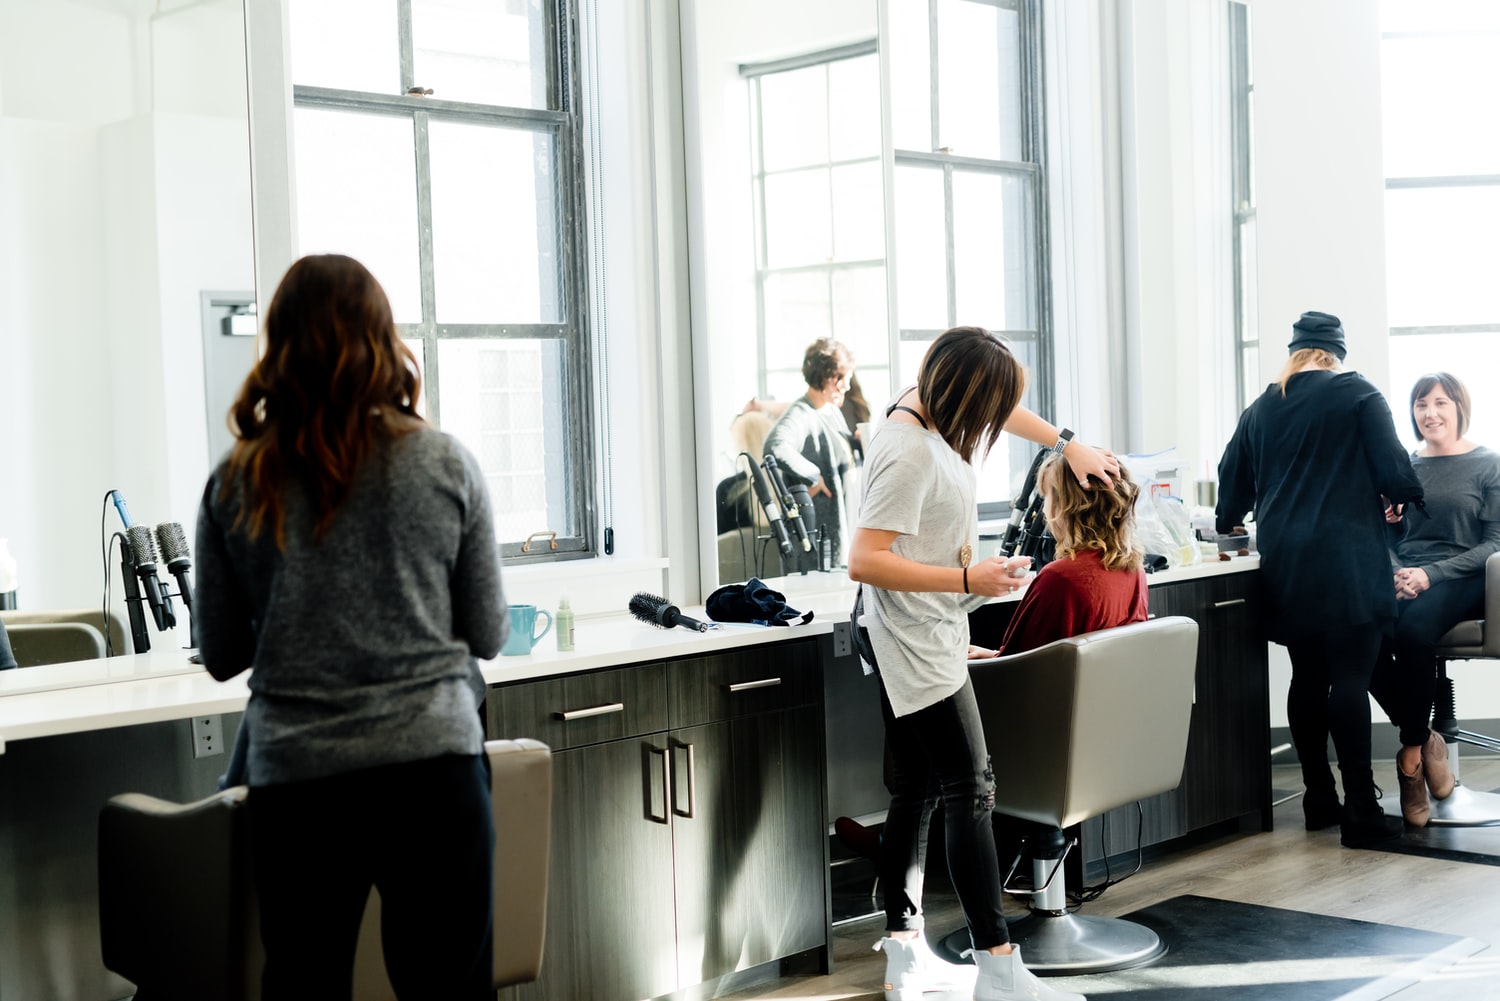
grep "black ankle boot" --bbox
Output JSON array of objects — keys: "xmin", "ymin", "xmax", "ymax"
[
  {"xmin": 1302, "ymin": 785, "xmax": 1342, "ymax": 831},
  {"xmin": 1340, "ymin": 792, "xmax": 1403, "ymax": 849}
]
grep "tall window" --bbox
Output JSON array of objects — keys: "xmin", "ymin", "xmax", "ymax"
[
  {"xmin": 887, "ymin": 0, "xmax": 1047, "ymax": 506},
  {"xmin": 1230, "ymin": 1, "xmax": 1258, "ymax": 411},
  {"xmin": 744, "ymin": 43, "xmax": 890, "ymax": 409},
  {"xmin": 1381, "ymin": 1, "xmax": 1500, "ymax": 444},
  {"xmin": 287, "ymin": 0, "xmax": 593, "ymax": 559}
]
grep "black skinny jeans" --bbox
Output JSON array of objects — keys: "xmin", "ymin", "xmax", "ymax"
[
  {"xmin": 1285, "ymin": 625, "xmax": 1384, "ymax": 797},
  {"xmin": 249, "ymin": 753, "xmax": 495, "ymax": 1001},
  {"xmin": 1370, "ymin": 575, "xmax": 1486, "ymax": 748},
  {"xmin": 878, "ymin": 677, "xmax": 1008, "ymax": 951}
]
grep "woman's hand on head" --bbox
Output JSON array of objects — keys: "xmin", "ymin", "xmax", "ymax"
[{"xmin": 1064, "ymin": 443, "xmax": 1119, "ymax": 488}]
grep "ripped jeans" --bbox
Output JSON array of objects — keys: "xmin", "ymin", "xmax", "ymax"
[{"xmin": 878, "ymin": 677, "xmax": 1009, "ymax": 950}]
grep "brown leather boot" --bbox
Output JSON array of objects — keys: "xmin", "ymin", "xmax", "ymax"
[
  {"xmin": 1423, "ymin": 731, "xmax": 1456, "ymax": 800},
  {"xmin": 1397, "ymin": 752, "xmax": 1430, "ymax": 827}
]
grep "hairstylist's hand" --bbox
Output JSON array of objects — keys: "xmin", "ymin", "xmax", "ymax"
[
  {"xmin": 1382, "ymin": 495, "xmax": 1404, "ymax": 524},
  {"xmin": 965, "ymin": 555, "xmax": 1033, "ymax": 597},
  {"xmin": 1064, "ymin": 442, "xmax": 1119, "ymax": 488}
]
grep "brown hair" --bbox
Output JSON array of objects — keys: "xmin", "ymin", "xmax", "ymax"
[
  {"xmin": 1276, "ymin": 347, "xmax": 1340, "ymax": 395},
  {"xmin": 916, "ymin": 326, "xmax": 1026, "ymax": 464},
  {"xmin": 1038, "ymin": 454, "xmax": 1143, "ymax": 572},
  {"xmin": 802, "ymin": 338, "xmax": 851, "ymax": 390},
  {"xmin": 223, "ymin": 254, "xmax": 423, "ymax": 547},
  {"xmin": 1409, "ymin": 372, "xmax": 1471, "ymax": 441}
]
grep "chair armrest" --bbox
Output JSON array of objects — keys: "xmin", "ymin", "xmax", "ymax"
[
  {"xmin": 1482, "ymin": 552, "xmax": 1500, "ymax": 658},
  {"xmin": 98, "ymin": 787, "xmax": 254, "ymax": 1001},
  {"xmin": 487, "ymin": 738, "xmax": 552, "ymax": 987}
]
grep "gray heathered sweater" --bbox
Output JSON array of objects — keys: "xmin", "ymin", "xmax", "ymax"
[
  {"xmin": 195, "ymin": 426, "xmax": 506, "ymax": 786},
  {"xmin": 1395, "ymin": 445, "xmax": 1500, "ymax": 584}
]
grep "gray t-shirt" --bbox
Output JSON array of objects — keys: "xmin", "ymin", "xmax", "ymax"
[
  {"xmin": 1396, "ymin": 445, "xmax": 1500, "ymax": 584},
  {"xmin": 855, "ymin": 420, "xmax": 985, "ymax": 718},
  {"xmin": 196, "ymin": 426, "xmax": 506, "ymax": 786}
]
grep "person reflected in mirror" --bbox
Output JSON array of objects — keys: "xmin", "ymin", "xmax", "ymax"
[
  {"xmin": 1370, "ymin": 372, "xmax": 1500, "ymax": 827},
  {"xmin": 1216, "ymin": 310, "xmax": 1423, "ymax": 849},
  {"xmin": 195, "ymin": 254, "xmax": 505, "ymax": 1000},
  {"xmin": 0, "ymin": 617, "xmax": 15, "ymax": 671},
  {"xmin": 761, "ymin": 338, "xmax": 859, "ymax": 568},
  {"xmin": 967, "ymin": 455, "xmax": 1147, "ymax": 660},
  {"xmin": 847, "ymin": 326, "xmax": 1085, "ymax": 1001},
  {"xmin": 715, "ymin": 410, "xmax": 775, "ymax": 535}
]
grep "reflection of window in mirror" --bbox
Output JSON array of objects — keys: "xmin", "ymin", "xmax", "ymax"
[
  {"xmin": 285, "ymin": 0, "xmax": 595, "ymax": 560},
  {"xmin": 1380, "ymin": 2, "xmax": 1500, "ymax": 446},
  {"xmin": 1230, "ymin": 1, "xmax": 1259, "ymax": 411},
  {"xmin": 887, "ymin": 0, "xmax": 1047, "ymax": 511}
]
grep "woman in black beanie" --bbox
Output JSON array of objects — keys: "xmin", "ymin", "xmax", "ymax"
[{"xmin": 1217, "ymin": 311, "xmax": 1423, "ymax": 848}]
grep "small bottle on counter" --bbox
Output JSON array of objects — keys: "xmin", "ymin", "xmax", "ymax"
[{"xmin": 556, "ymin": 595, "xmax": 574, "ymax": 651}]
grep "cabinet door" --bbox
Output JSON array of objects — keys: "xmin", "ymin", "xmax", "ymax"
[
  {"xmin": 509, "ymin": 737, "xmax": 678, "ymax": 1001},
  {"xmin": 668, "ymin": 706, "xmax": 827, "ymax": 987}
]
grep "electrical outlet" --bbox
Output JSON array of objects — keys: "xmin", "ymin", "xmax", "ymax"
[
  {"xmin": 192, "ymin": 715, "xmax": 224, "ymax": 759},
  {"xmin": 832, "ymin": 620, "xmax": 853, "ymax": 659}
]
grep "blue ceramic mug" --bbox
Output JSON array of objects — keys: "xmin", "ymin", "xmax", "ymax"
[{"xmin": 502, "ymin": 604, "xmax": 554, "ymax": 656}]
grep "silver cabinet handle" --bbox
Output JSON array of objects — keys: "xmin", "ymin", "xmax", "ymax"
[
  {"xmin": 672, "ymin": 741, "xmax": 697, "ymax": 819},
  {"xmin": 1213, "ymin": 598, "xmax": 1246, "ymax": 609},
  {"xmin": 728, "ymin": 677, "xmax": 782, "ymax": 693},
  {"xmin": 648, "ymin": 745, "xmax": 669, "ymax": 825},
  {"xmin": 555, "ymin": 702, "xmax": 625, "ymax": 721}
]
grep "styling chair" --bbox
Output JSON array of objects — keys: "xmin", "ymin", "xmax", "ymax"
[
  {"xmin": 98, "ymin": 738, "xmax": 552, "ymax": 1000},
  {"xmin": 939, "ymin": 616, "xmax": 1200, "ymax": 974},
  {"xmin": 0, "ymin": 608, "xmax": 127, "ymax": 667},
  {"xmin": 1421, "ymin": 550, "xmax": 1500, "ymax": 826}
]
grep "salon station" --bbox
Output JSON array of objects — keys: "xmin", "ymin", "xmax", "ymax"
[{"xmin": 3, "ymin": 1, "xmax": 1500, "ymax": 1000}]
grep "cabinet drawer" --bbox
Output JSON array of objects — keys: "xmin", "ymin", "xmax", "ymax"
[
  {"xmin": 488, "ymin": 663, "xmax": 668, "ymax": 751},
  {"xmin": 668, "ymin": 639, "xmax": 820, "ymax": 729}
]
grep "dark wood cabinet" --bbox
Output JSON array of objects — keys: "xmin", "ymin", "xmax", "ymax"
[{"xmin": 491, "ymin": 639, "xmax": 827, "ymax": 1001}]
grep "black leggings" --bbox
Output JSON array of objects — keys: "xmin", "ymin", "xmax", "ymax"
[
  {"xmin": 1370, "ymin": 575, "xmax": 1485, "ymax": 747},
  {"xmin": 1285, "ymin": 625, "xmax": 1384, "ymax": 792},
  {"xmin": 249, "ymin": 754, "xmax": 494, "ymax": 1001},
  {"xmin": 878, "ymin": 678, "xmax": 1008, "ymax": 951}
]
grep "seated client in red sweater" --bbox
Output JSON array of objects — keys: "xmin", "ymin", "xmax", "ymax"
[{"xmin": 971, "ymin": 454, "xmax": 1148, "ymax": 659}]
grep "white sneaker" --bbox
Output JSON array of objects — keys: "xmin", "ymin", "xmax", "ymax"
[
  {"xmin": 966, "ymin": 945, "xmax": 1086, "ymax": 1001},
  {"xmin": 873, "ymin": 934, "xmax": 979, "ymax": 1001}
]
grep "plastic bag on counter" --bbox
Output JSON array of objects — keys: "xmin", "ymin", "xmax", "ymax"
[{"xmin": 1134, "ymin": 493, "xmax": 1198, "ymax": 569}]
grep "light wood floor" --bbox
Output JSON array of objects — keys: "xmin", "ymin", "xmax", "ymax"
[{"xmin": 724, "ymin": 760, "xmax": 1500, "ymax": 1001}]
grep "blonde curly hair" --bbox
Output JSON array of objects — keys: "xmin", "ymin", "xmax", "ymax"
[{"xmin": 1038, "ymin": 454, "xmax": 1143, "ymax": 572}]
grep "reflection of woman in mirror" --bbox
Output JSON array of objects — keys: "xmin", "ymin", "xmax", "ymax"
[
  {"xmin": 715, "ymin": 409, "xmax": 774, "ymax": 535},
  {"xmin": 761, "ymin": 338, "xmax": 859, "ymax": 567},
  {"xmin": 195, "ymin": 254, "xmax": 504, "ymax": 997}
]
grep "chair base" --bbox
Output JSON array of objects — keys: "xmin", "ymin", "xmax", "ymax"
[
  {"xmin": 937, "ymin": 912, "xmax": 1166, "ymax": 976},
  {"xmin": 1384, "ymin": 784, "xmax": 1500, "ymax": 828}
]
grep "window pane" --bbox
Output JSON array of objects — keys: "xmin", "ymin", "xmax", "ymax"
[
  {"xmin": 289, "ymin": 0, "xmax": 401, "ymax": 94},
  {"xmin": 429, "ymin": 120, "xmax": 561, "ymax": 324},
  {"xmin": 937, "ymin": 0, "xmax": 1022, "ymax": 161},
  {"xmin": 293, "ymin": 107, "xmax": 422, "ymax": 322},
  {"xmin": 1390, "ymin": 331, "xmax": 1500, "ymax": 447},
  {"xmin": 438, "ymin": 338, "xmax": 575, "ymax": 540},
  {"xmin": 831, "ymin": 161, "xmax": 885, "ymax": 261},
  {"xmin": 764, "ymin": 168, "xmax": 833, "ymax": 268},
  {"xmin": 894, "ymin": 163, "xmax": 948, "ymax": 330},
  {"xmin": 952, "ymin": 169, "xmax": 1035, "ymax": 329},
  {"xmin": 1384, "ymin": 186, "xmax": 1500, "ymax": 328},
  {"xmin": 831, "ymin": 265, "xmax": 888, "ymax": 358},
  {"xmin": 897, "ymin": 337, "xmax": 930, "ymax": 392},
  {"xmin": 889, "ymin": 0, "xmax": 933, "ymax": 151},
  {"xmin": 1380, "ymin": 0, "xmax": 1500, "ymax": 34},
  {"xmin": 828, "ymin": 55, "xmax": 881, "ymax": 161},
  {"xmin": 1381, "ymin": 35, "xmax": 1500, "ymax": 177},
  {"xmin": 759, "ymin": 66, "xmax": 829, "ymax": 172},
  {"xmin": 412, "ymin": 0, "xmax": 550, "ymax": 109},
  {"xmin": 763, "ymin": 271, "xmax": 832, "ymax": 364}
]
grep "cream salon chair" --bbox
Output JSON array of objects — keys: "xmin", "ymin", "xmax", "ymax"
[
  {"xmin": 0, "ymin": 608, "xmax": 127, "ymax": 667},
  {"xmin": 98, "ymin": 738, "xmax": 553, "ymax": 999},
  {"xmin": 1416, "ymin": 550, "xmax": 1500, "ymax": 826},
  {"xmin": 940, "ymin": 616, "xmax": 1200, "ymax": 974}
]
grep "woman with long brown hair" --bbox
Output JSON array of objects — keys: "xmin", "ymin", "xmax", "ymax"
[{"xmin": 195, "ymin": 254, "xmax": 505, "ymax": 999}]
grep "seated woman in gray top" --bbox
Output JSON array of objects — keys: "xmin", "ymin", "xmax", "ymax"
[
  {"xmin": 195, "ymin": 254, "xmax": 505, "ymax": 999},
  {"xmin": 0, "ymin": 619, "xmax": 15, "ymax": 670},
  {"xmin": 1373, "ymin": 372, "xmax": 1500, "ymax": 827}
]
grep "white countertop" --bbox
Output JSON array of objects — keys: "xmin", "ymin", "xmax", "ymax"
[{"xmin": 0, "ymin": 558, "xmax": 1257, "ymax": 751}]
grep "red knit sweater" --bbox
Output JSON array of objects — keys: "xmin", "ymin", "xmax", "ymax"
[{"xmin": 997, "ymin": 549, "xmax": 1149, "ymax": 656}]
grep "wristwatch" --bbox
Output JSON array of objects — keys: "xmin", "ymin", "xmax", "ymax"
[{"xmin": 1051, "ymin": 428, "xmax": 1074, "ymax": 455}]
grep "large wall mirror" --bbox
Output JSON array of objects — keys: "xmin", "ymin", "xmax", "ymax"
[{"xmin": 0, "ymin": 0, "xmax": 254, "ymax": 633}]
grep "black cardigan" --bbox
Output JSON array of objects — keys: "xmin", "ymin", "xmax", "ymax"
[{"xmin": 1217, "ymin": 369, "xmax": 1423, "ymax": 643}]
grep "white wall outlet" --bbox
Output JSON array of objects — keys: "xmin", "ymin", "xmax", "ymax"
[
  {"xmin": 192, "ymin": 715, "xmax": 224, "ymax": 758},
  {"xmin": 832, "ymin": 620, "xmax": 853, "ymax": 659}
]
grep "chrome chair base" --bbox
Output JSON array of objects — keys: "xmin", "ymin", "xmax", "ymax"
[{"xmin": 938, "ymin": 913, "xmax": 1165, "ymax": 976}]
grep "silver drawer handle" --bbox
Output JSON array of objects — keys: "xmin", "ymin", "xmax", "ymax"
[
  {"xmin": 556, "ymin": 702, "xmax": 626, "ymax": 721},
  {"xmin": 1213, "ymin": 598, "xmax": 1246, "ymax": 609},
  {"xmin": 728, "ymin": 677, "xmax": 783, "ymax": 693}
]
